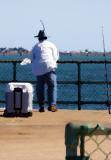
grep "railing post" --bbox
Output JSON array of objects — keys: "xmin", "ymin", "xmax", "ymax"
[
  {"xmin": 77, "ymin": 63, "xmax": 81, "ymax": 110},
  {"xmin": 12, "ymin": 62, "xmax": 17, "ymax": 82}
]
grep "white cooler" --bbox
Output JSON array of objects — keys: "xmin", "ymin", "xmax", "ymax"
[{"xmin": 4, "ymin": 82, "xmax": 33, "ymax": 117}]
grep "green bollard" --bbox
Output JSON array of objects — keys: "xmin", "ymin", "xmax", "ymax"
[
  {"xmin": 75, "ymin": 126, "xmax": 90, "ymax": 160},
  {"xmin": 65, "ymin": 123, "xmax": 90, "ymax": 160}
]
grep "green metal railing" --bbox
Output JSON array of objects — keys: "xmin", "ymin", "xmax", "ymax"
[{"xmin": 0, "ymin": 59, "xmax": 111, "ymax": 110}]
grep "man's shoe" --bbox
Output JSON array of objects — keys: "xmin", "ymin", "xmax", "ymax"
[
  {"xmin": 48, "ymin": 105, "xmax": 58, "ymax": 112},
  {"xmin": 39, "ymin": 107, "xmax": 45, "ymax": 112}
]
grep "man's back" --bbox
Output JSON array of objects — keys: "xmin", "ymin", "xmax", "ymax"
[{"xmin": 32, "ymin": 40, "xmax": 59, "ymax": 76}]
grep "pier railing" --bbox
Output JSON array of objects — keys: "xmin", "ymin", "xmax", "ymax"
[{"xmin": 0, "ymin": 59, "xmax": 111, "ymax": 110}]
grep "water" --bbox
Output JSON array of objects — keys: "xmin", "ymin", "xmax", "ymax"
[{"xmin": 0, "ymin": 53, "xmax": 111, "ymax": 110}]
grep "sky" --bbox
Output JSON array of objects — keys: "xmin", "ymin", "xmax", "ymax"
[{"xmin": 0, "ymin": 0, "xmax": 111, "ymax": 52}]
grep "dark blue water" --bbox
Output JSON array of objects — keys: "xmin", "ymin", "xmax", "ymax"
[{"xmin": 0, "ymin": 53, "xmax": 111, "ymax": 110}]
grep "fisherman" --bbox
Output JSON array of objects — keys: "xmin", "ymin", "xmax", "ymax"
[{"xmin": 32, "ymin": 29, "xmax": 59, "ymax": 112}]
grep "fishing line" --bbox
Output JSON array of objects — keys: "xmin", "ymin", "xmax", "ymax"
[{"xmin": 102, "ymin": 26, "xmax": 111, "ymax": 114}]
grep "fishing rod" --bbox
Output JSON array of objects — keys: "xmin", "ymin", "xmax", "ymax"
[
  {"xmin": 102, "ymin": 26, "xmax": 111, "ymax": 114},
  {"xmin": 20, "ymin": 20, "xmax": 46, "ymax": 65},
  {"xmin": 40, "ymin": 20, "xmax": 45, "ymax": 31},
  {"xmin": 40, "ymin": 20, "xmax": 50, "ymax": 39}
]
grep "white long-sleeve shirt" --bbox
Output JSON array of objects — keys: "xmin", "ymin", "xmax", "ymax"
[{"xmin": 32, "ymin": 40, "xmax": 59, "ymax": 76}]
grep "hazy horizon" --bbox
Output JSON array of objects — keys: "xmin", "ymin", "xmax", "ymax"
[{"xmin": 0, "ymin": 0, "xmax": 111, "ymax": 52}]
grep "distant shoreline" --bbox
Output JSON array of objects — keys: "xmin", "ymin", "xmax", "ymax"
[
  {"xmin": 0, "ymin": 47, "xmax": 111, "ymax": 55},
  {"xmin": 0, "ymin": 47, "xmax": 31, "ymax": 55},
  {"xmin": 1, "ymin": 52, "xmax": 111, "ymax": 56}
]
